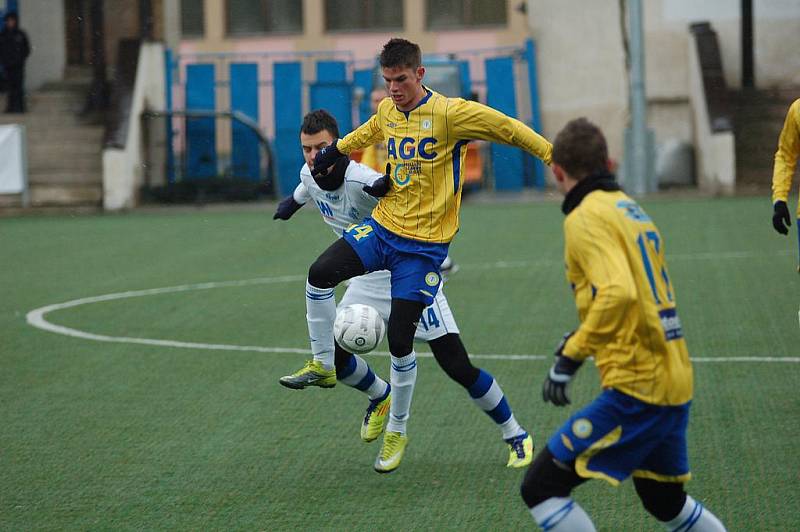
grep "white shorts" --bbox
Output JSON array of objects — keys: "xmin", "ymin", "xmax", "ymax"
[{"xmin": 339, "ymin": 271, "xmax": 460, "ymax": 342}]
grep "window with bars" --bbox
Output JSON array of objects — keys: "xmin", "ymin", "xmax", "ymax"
[
  {"xmin": 325, "ymin": 0, "xmax": 403, "ymax": 32},
  {"xmin": 180, "ymin": 0, "xmax": 205, "ymax": 37},
  {"xmin": 427, "ymin": 0, "xmax": 507, "ymax": 30},
  {"xmin": 226, "ymin": 0, "xmax": 303, "ymax": 36}
]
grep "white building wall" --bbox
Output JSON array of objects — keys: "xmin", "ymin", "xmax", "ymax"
[
  {"xmin": 527, "ymin": 0, "xmax": 799, "ymax": 182},
  {"xmin": 527, "ymin": 0, "xmax": 628, "ymax": 165},
  {"xmin": 754, "ymin": 0, "xmax": 800, "ymax": 87}
]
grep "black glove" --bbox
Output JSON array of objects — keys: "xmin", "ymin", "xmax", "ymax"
[
  {"xmin": 772, "ymin": 200, "xmax": 791, "ymax": 235},
  {"xmin": 273, "ymin": 196, "xmax": 304, "ymax": 220},
  {"xmin": 311, "ymin": 141, "xmax": 344, "ymax": 177},
  {"xmin": 363, "ymin": 163, "xmax": 393, "ymax": 198},
  {"xmin": 542, "ymin": 332, "xmax": 583, "ymax": 407}
]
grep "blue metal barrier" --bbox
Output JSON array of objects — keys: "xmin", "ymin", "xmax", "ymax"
[
  {"xmin": 458, "ymin": 61, "xmax": 472, "ymax": 99},
  {"xmin": 525, "ymin": 39, "xmax": 546, "ymax": 189},
  {"xmin": 167, "ymin": 43, "xmax": 543, "ymax": 195},
  {"xmin": 353, "ymin": 68, "xmax": 374, "ymax": 125},
  {"xmin": 486, "ymin": 56, "xmax": 523, "ymax": 191},
  {"xmin": 185, "ymin": 64, "xmax": 217, "ymax": 179},
  {"xmin": 311, "ymin": 61, "xmax": 352, "ymax": 134},
  {"xmin": 164, "ymin": 48, "xmax": 176, "ymax": 183},
  {"xmin": 273, "ymin": 62, "xmax": 303, "ymax": 197},
  {"xmin": 230, "ymin": 63, "xmax": 260, "ymax": 181}
]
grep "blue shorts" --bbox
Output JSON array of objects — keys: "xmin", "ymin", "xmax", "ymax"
[
  {"xmin": 547, "ymin": 389, "xmax": 691, "ymax": 486},
  {"xmin": 342, "ymin": 218, "xmax": 449, "ymax": 306}
]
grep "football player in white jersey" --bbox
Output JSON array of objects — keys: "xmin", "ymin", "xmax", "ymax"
[{"xmin": 273, "ymin": 109, "xmax": 534, "ymax": 472}]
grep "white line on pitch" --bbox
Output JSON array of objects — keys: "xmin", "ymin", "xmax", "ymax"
[{"xmin": 25, "ymin": 275, "xmax": 799, "ymax": 364}]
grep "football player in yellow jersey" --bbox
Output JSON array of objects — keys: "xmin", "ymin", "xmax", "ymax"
[
  {"xmin": 520, "ymin": 119, "xmax": 726, "ymax": 531},
  {"xmin": 770, "ymin": 98, "xmax": 799, "ymax": 270},
  {"xmin": 281, "ymin": 38, "xmax": 552, "ymax": 472},
  {"xmin": 361, "ymin": 86, "xmax": 460, "ymax": 277}
]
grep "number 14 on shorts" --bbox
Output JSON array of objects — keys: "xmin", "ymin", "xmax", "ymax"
[{"xmin": 346, "ymin": 223, "xmax": 373, "ymax": 241}]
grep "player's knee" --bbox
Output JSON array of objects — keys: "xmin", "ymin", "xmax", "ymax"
[
  {"xmin": 520, "ymin": 448, "xmax": 580, "ymax": 508},
  {"xmin": 634, "ymin": 477, "xmax": 687, "ymax": 522},
  {"xmin": 387, "ymin": 299, "xmax": 424, "ymax": 356},
  {"xmin": 429, "ymin": 334, "xmax": 478, "ymax": 387},
  {"xmin": 307, "ymin": 258, "xmax": 335, "ymax": 289},
  {"xmin": 387, "ymin": 324, "xmax": 414, "ymax": 357}
]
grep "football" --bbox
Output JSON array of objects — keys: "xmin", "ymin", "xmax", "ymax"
[{"xmin": 333, "ymin": 304, "xmax": 386, "ymax": 354}]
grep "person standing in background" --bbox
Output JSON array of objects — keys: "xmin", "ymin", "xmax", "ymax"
[{"xmin": 0, "ymin": 12, "xmax": 31, "ymax": 113}]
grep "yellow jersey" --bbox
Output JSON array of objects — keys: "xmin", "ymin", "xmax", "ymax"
[
  {"xmin": 360, "ymin": 142, "xmax": 388, "ymax": 174},
  {"xmin": 338, "ymin": 89, "xmax": 552, "ymax": 243},
  {"xmin": 561, "ymin": 183, "xmax": 693, "ymax": 406},
  {"xmin": 772, "ymin": 98, "xmax": 800, "ymax": 216}
]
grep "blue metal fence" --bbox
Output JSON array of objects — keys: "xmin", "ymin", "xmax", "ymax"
[
  {"xmin": 185, "ymin": 64, "xmax": 216, "ymax": 179},
  {"xmin": 230, "ymin": 63, "xmax": 260, "ymax": 181},
  {"xmin": 273, "ymin": 61, "xmax": 303, "ymax": 196},
  {"xmin": 166, "ymin": 40, "xmax": 545, "ymax": 196}
]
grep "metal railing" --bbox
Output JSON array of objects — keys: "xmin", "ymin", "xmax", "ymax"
[{"xmin": 141, "ymin": 109, "xmax": 275, "ymax": 203}]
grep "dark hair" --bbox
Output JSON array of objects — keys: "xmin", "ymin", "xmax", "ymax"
[
  {"xmin": 552, "ymin": 118, "xmax": 609, "ymax": 179},
  {"xmin": 4, "ymin": 12, "xmax": 18, "ymax": 23},
  {"xmin": 300, "ymin": 109, "xmax": 339, "ymax": 139},
  {"xmin": 379, "ymin": 38, "xmax": 422, "ymax": 71}
]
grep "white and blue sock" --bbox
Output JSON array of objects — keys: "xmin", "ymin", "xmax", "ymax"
[
  {"xmin": 385, "ymin": 351, "xmax": 417, "ymax": 435},
  {"xmin": 468, "ymin": 369, "xmax": 525, "ymax": 441},
  {"xmin": 305, "ymin": 280, "xmax": 336, "ymax": 371},
  {"xmin": 531, "ymin": 497, "xmax": 596, "ymax": 531},
  {"xmin": 337, "ymin": 354, "xmax": 390, "ymax": 401},
  {"xmin": 663, "ymin": 496, "xmax": 726, "ymax": 531}
]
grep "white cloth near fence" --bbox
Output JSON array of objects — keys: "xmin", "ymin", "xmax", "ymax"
[{"xmin": 0, "ymin": 124, "xmax": 26, "ymax": 194}]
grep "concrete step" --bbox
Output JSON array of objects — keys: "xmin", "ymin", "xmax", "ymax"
[
  {"xmin": 734, "ymin": 138, "xmax": 783, "ymax": 157},
  {"xmin": 0, "ymin": 114, "xmax": 94, "ymax": 129},
  {"xmin": 63, "ymin": 65, "xmax": 93, "ymax": 82},
  {"xmin": 735, "ymin": 137, "xmax": 782, "ymax": 155},
  {"xmin": 21, "ymin": 126, "xmax": 104, "ymax": 143},
  {"xmin": 0, "ymin": 193, "xmax": 24, "ymax": 208},
  {"xmin": 28, "ymin": 157, "xmax": 103, "ymax": 174},
  {"xmin": 28, "ymin": 169, "xmax": 102, "ymax": 186},
  {"xmin": 734, "ymin": 106, "xmax": 793, "ymax": 121},
  {"xmin": 731, "ymin": 86, "xmax": 798, "ymax": 103},
  {"xmin": 27, "ymin": 141, "xmax": 104, "ymax": 160},
  {"xmin": 39, "ymin": 79, "xmax": 91, "ymax": 93},
  {"xmin": 27, "ymin": 93, "xmax": 87, "ymax": 113},
  {"xmin": 29, "ymin": 183, "xmax": 102, "ymax": 206},
  {"xmin": 735, "ymin": 168, "xmax": 772, "ymax": 187}
]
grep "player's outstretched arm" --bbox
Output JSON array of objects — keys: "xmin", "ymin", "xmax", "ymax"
[
  {"xmin": 771, "ymin": 99, "xmax": 800, "ymax": 234},
  {"xmin": 273, "ymin": 183, "xmax": 309, "ymax": 220},
  {"xmin": 450, "ymin": 99, "xmax": 553, "ymax": 164},
  {"xmin": 362, "ymin": 163, "xmax": 393, "ymax": 198},
  {"xmin": 338, "ymin": 99, "xmax": 393, "ymax": 155}
]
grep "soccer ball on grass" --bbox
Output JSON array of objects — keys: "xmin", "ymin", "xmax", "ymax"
[{"xmin": 334, "ymin": 304, "xmax": 386, "ymax": 354}]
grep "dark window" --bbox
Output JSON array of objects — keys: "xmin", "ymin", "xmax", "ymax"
[
  {"xmin": 226, "ymin": 0, "xmax": 303, "ymax": 36},
  {"xmin": 427, "ymin": 0, "xmax": 507, "ymax": 29},
  {"xmin": 181, "ymin": 0, "xmax": 205, "ymax": 37},
  {"xmin": 325, "ymin": 0, "xmax": 403, "ymax": 32}
]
